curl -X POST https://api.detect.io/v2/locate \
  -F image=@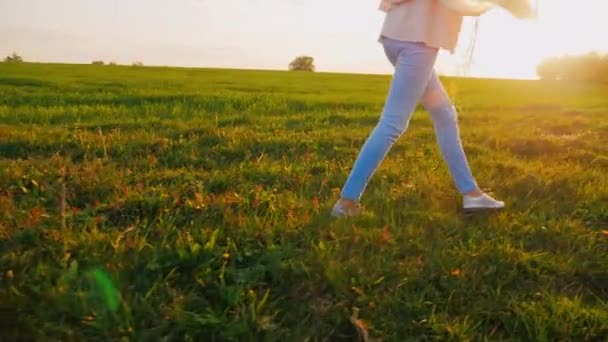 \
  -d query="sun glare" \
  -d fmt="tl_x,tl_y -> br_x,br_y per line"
461,0 -> 608,79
